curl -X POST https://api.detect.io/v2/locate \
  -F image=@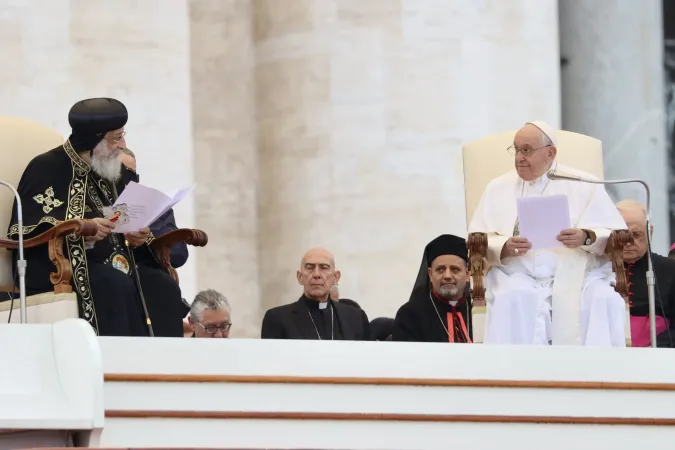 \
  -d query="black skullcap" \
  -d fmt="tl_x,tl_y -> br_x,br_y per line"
425,234 -> 468,267
67,98 -> 128,152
